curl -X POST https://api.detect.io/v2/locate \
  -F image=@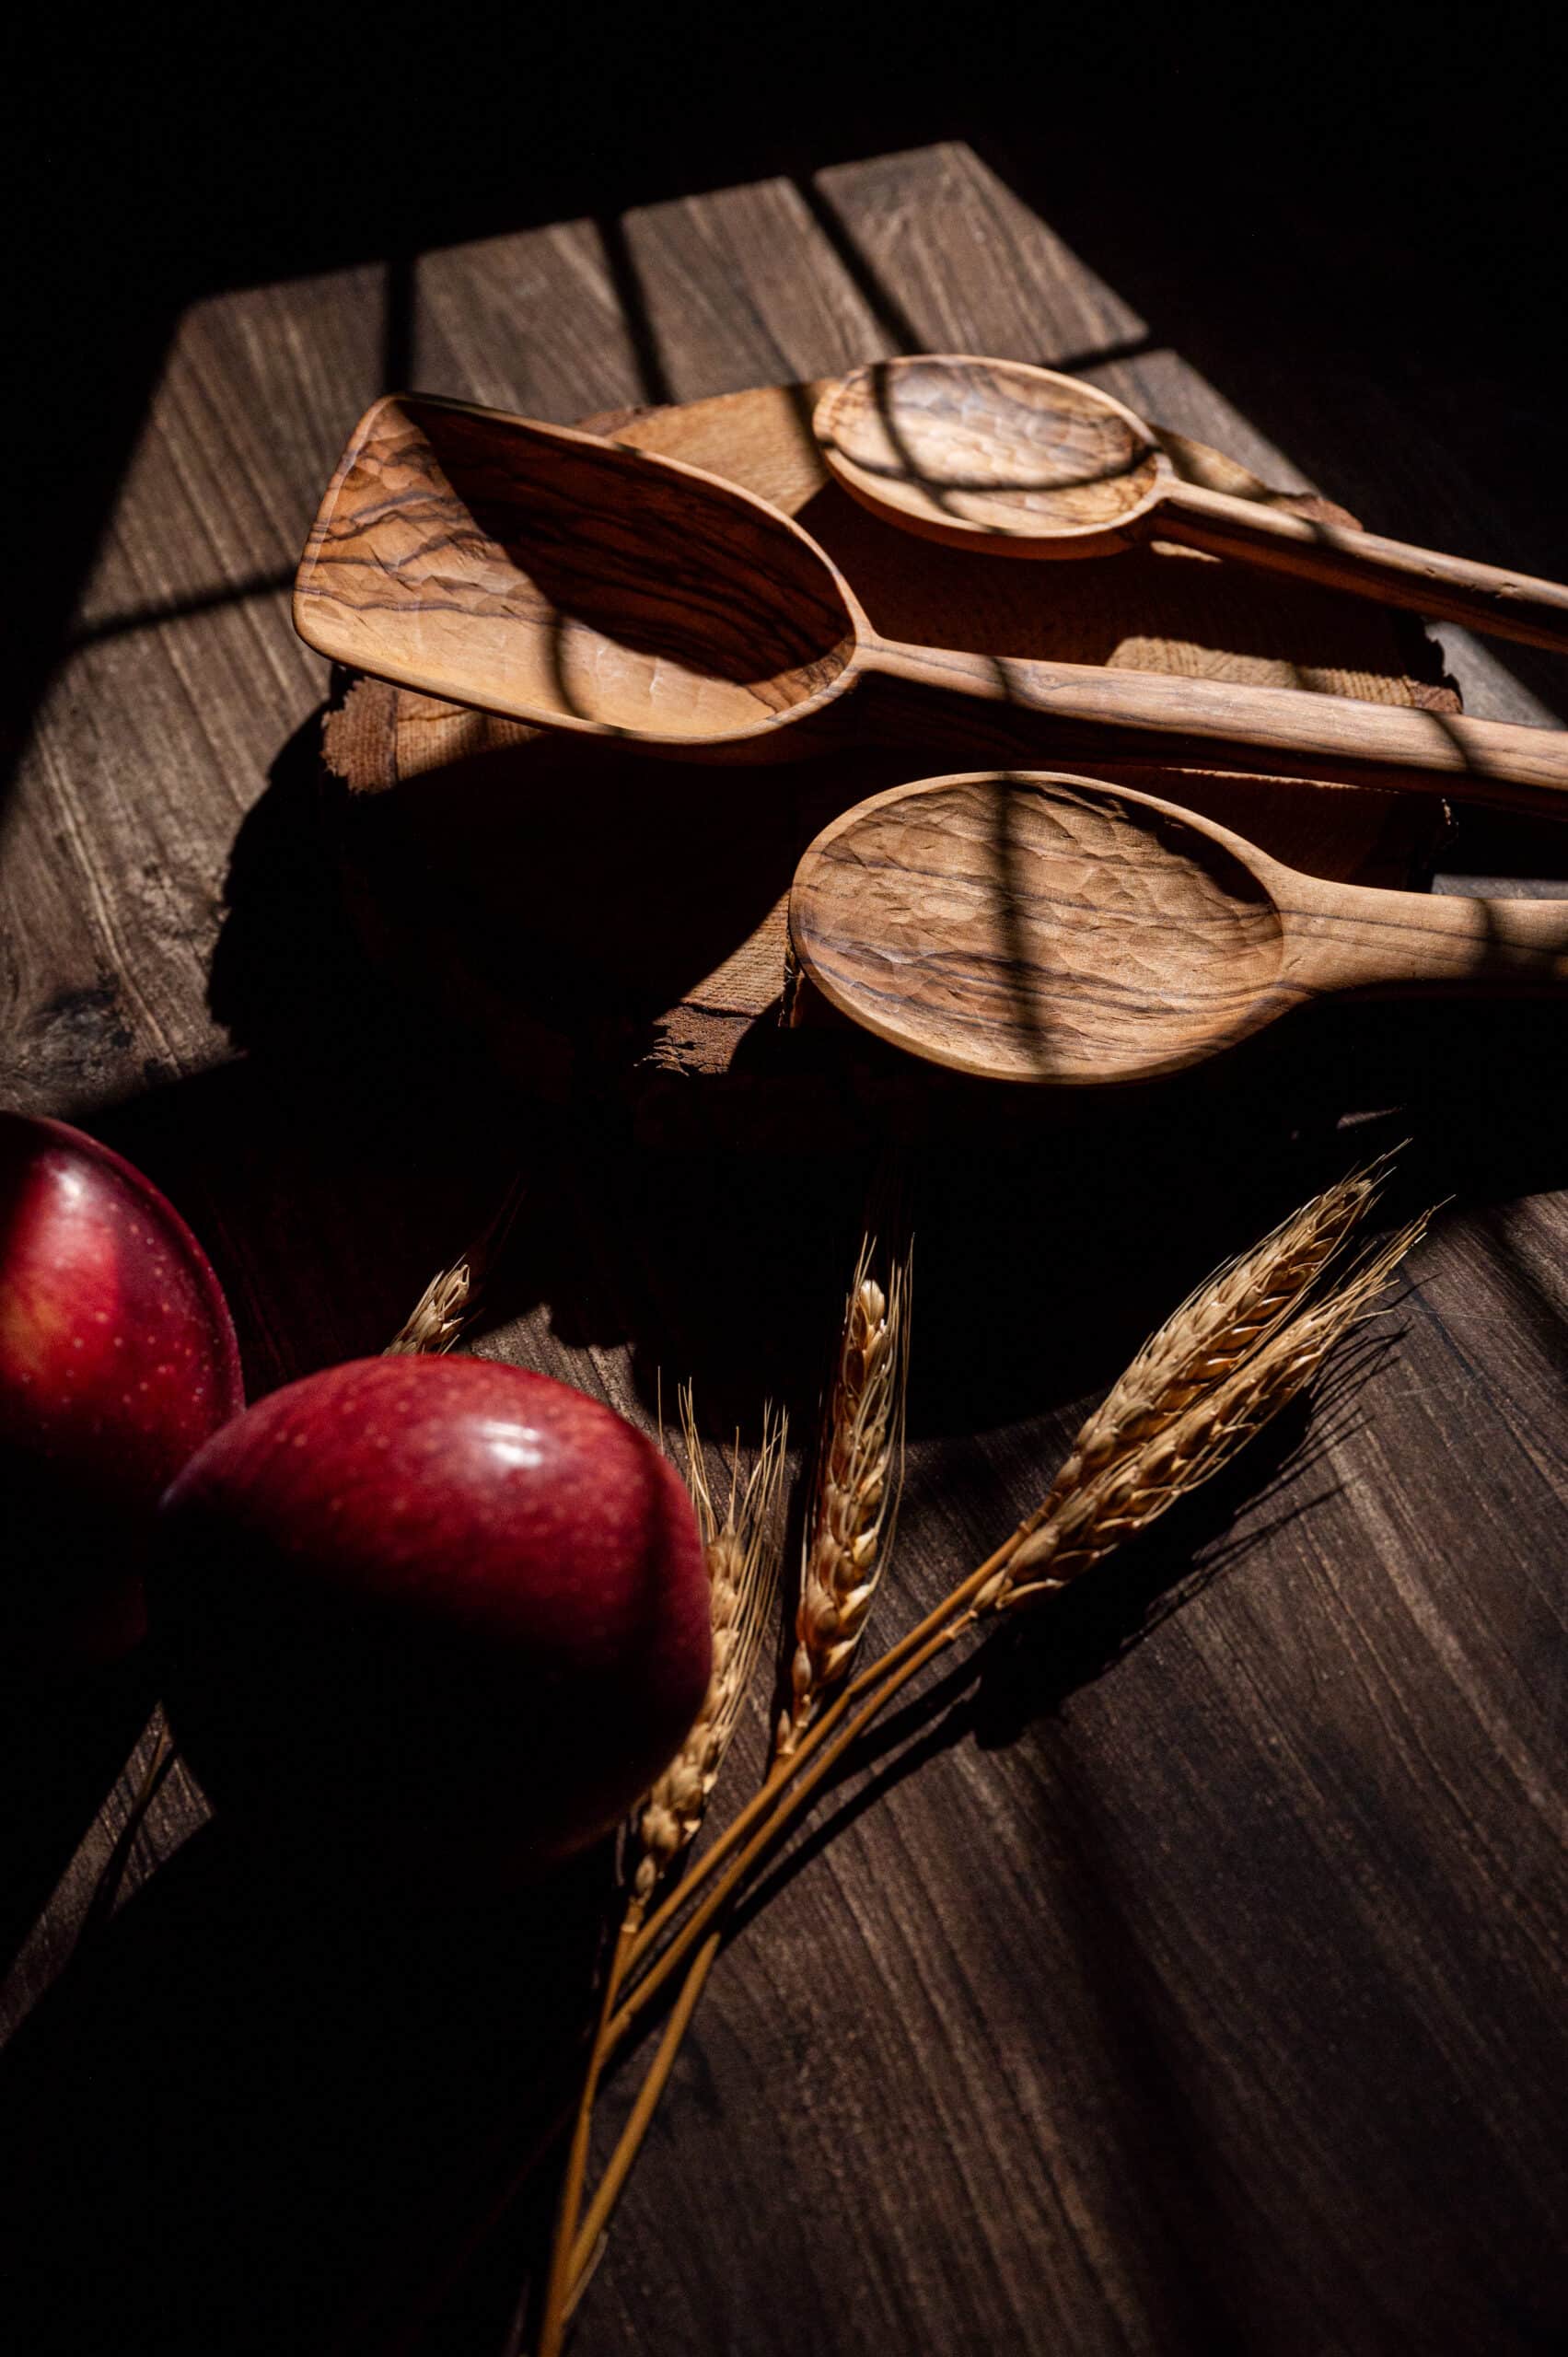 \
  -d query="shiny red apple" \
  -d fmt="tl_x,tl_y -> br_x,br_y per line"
0,1111 -> 244,1672
146,1357 -> 711,1883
